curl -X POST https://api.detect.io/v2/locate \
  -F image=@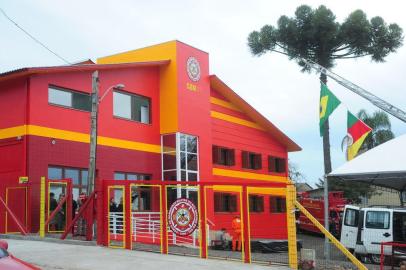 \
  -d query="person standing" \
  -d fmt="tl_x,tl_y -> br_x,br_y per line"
231,215 -> 242,251
49,192 -> 58,231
